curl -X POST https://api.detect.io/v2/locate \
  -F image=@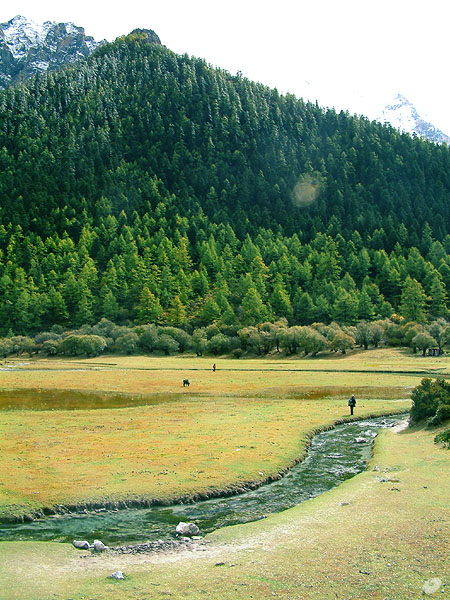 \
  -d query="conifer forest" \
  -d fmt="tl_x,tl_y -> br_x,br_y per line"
2,32 -> 450,357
